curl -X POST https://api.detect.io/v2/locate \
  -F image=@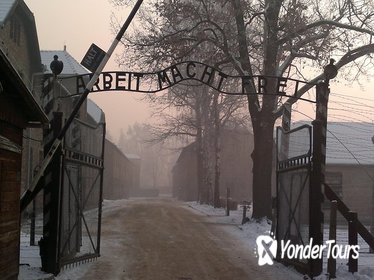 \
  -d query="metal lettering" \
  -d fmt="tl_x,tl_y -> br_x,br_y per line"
277,77 -> 287,96
258,76 -> 267,94
91,74 -> 101,91
216,72 -> 228,91
70,62 -> 315,102
170,65 -> 184,83
103,73 -> 113,90
82,47 -> 97,66
242,76 -> 252,94
116,72 -> 127,91
133,73 -> 143,91
186,62 -> 196,78
157,70 -> 172,90
201,65 -> 215,85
